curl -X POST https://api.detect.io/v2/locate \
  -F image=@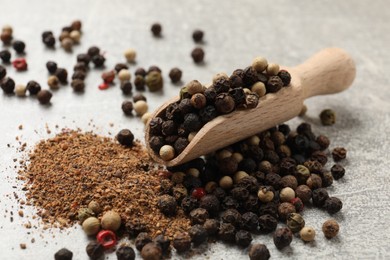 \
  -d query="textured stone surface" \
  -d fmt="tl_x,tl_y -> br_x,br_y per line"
0,0 -> 389,259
